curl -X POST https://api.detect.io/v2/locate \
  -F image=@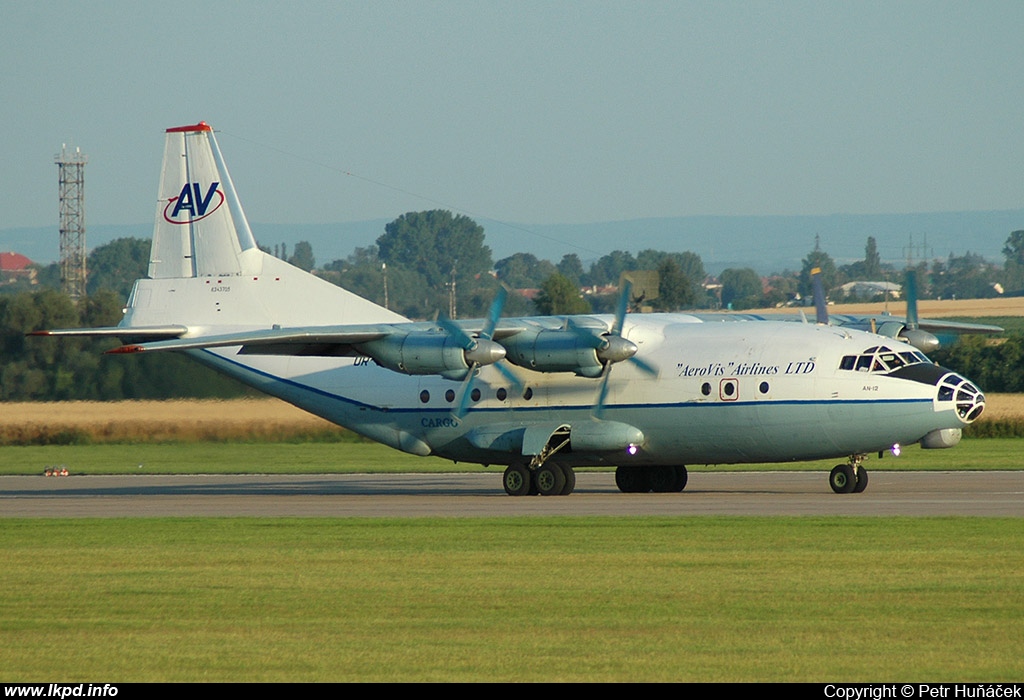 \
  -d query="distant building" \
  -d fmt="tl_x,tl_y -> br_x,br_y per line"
837,281 -> 900,299
0,252 -> 38,286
